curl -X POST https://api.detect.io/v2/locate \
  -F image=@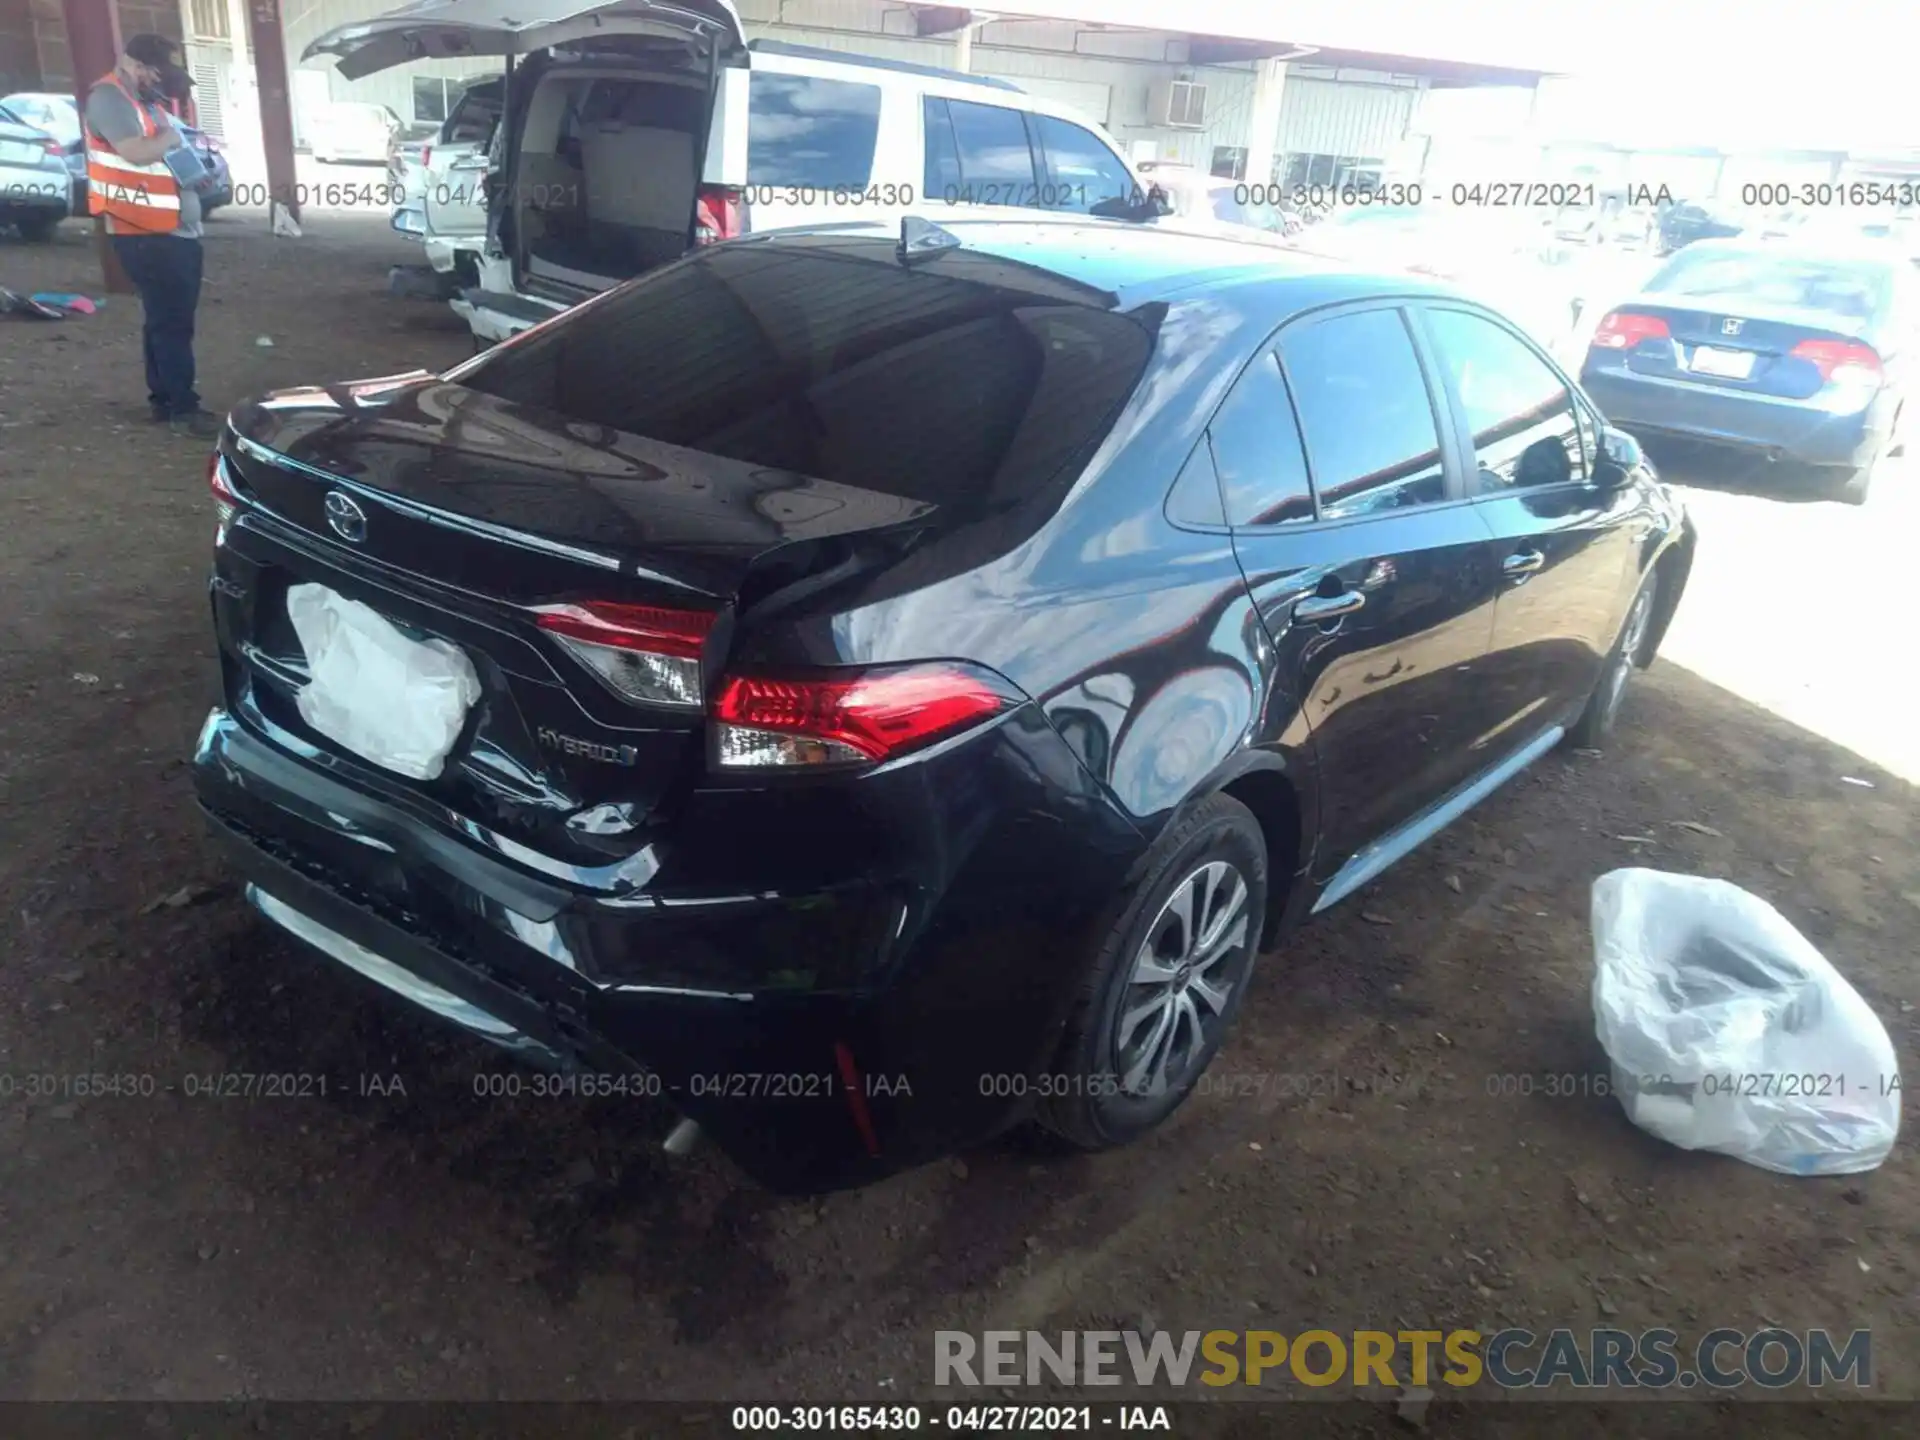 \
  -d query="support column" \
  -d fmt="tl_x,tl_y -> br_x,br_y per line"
1244,55 -> 1287,189
62,0 -> 133,292
953,23 -> 972,73
243,0 -> 300,226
